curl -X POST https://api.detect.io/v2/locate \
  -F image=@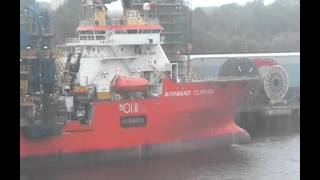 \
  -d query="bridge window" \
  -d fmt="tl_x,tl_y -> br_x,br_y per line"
114,29 -> 159,34
115,30 -> 127,34
128,30 -> 137,34
96,36 -> 105,40
94,30 -> 105,34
